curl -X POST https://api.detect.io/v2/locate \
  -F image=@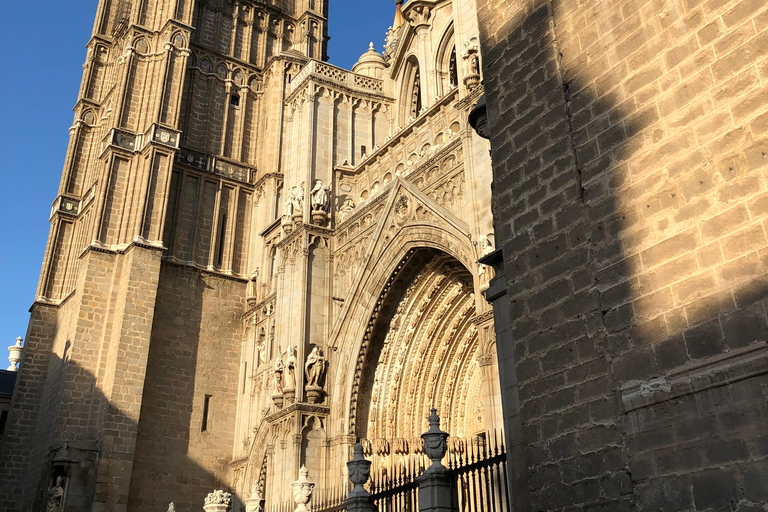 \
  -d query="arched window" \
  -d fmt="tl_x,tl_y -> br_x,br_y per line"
399,56 -> 422,124
449,47 -> 458,87
435,23 -> 457,96
410,67 -> 422,118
